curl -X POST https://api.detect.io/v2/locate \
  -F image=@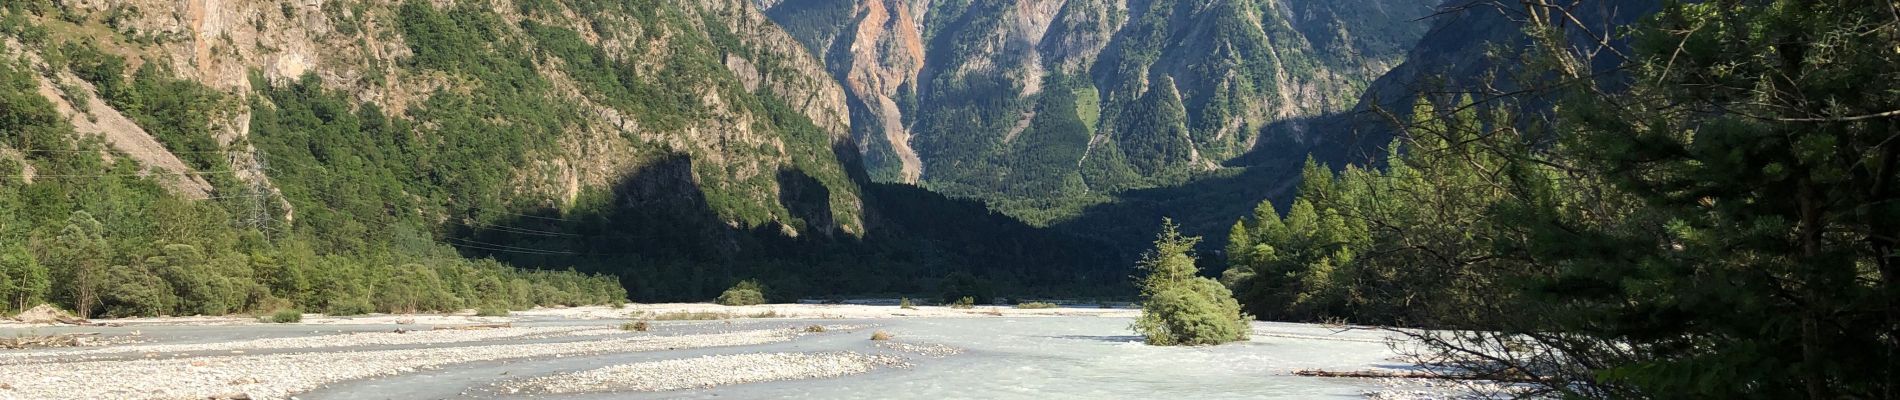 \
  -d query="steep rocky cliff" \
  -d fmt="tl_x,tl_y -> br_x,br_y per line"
6,0 -> 858,233
0,0 -> 1119,300
762,0 -> 1432,222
